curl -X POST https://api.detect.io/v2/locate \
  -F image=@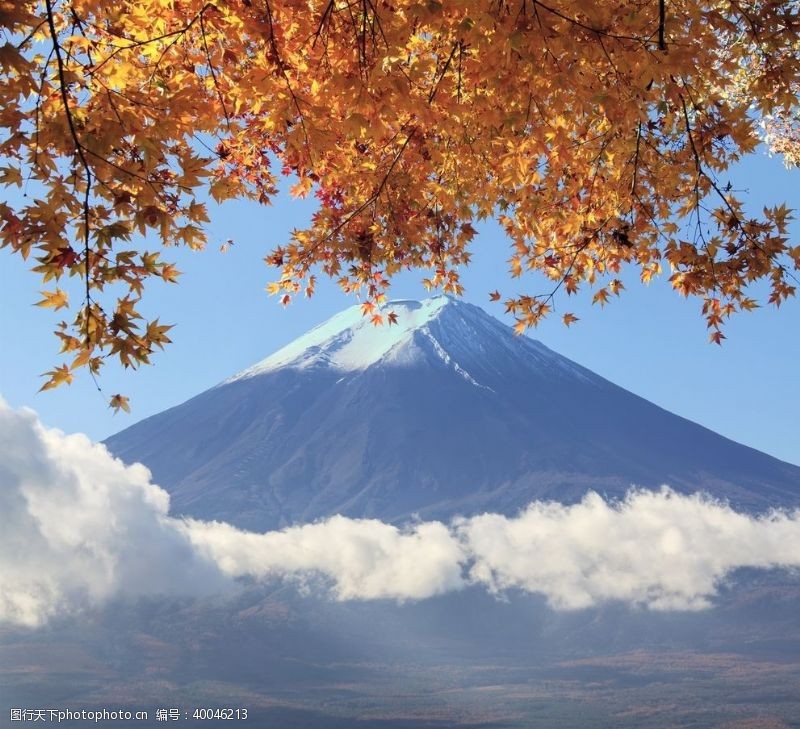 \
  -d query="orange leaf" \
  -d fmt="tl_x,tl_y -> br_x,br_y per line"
109,394 -> 131,413
39,365 -> 73,391
35,289 -> 69,311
